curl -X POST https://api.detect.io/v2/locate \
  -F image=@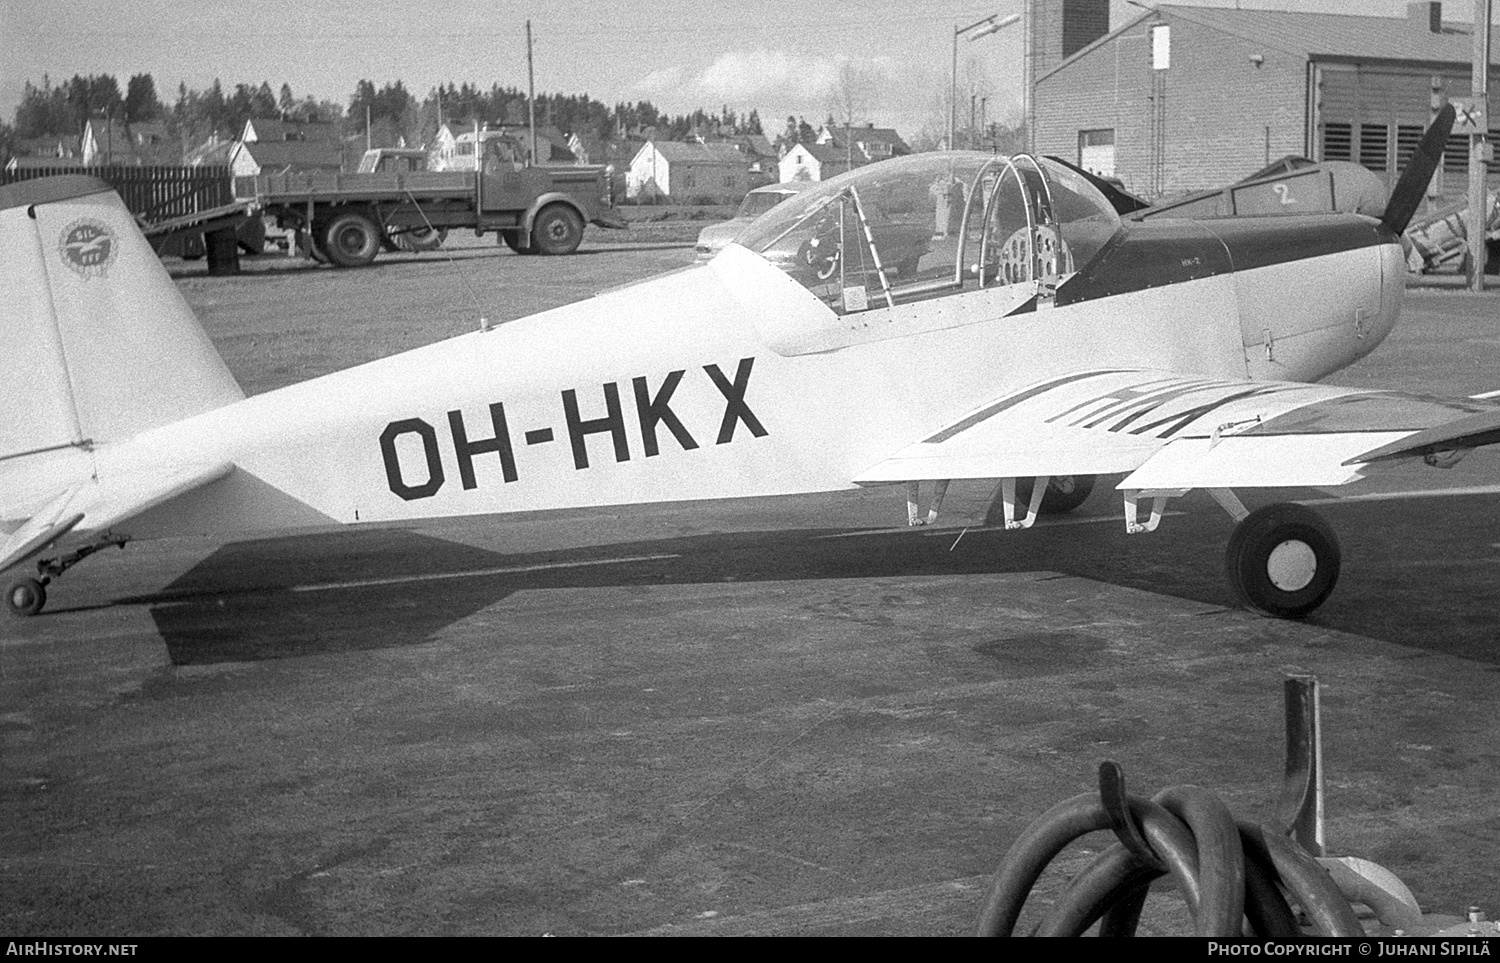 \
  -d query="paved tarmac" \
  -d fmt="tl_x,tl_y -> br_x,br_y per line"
2,247 -> 1499,935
